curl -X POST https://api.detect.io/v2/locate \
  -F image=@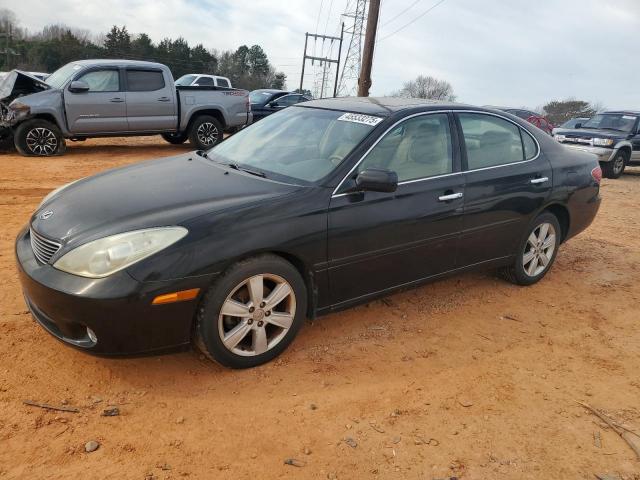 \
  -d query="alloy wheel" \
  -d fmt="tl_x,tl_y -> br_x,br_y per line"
218,274 -> 296,357
613,154 -> 625,175
25,127 -> 58,155
196,122 -> 219,146
522,222 -> 556,277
